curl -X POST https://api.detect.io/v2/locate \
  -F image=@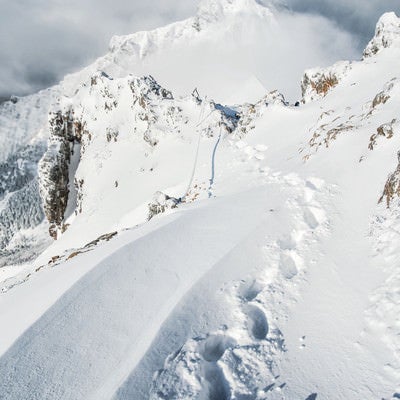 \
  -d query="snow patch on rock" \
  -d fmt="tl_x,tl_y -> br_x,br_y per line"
364,12 -> 400,58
